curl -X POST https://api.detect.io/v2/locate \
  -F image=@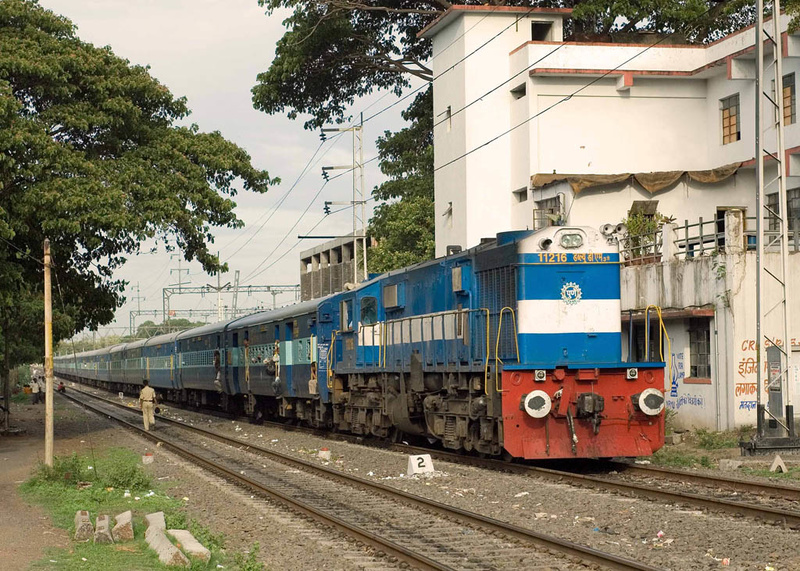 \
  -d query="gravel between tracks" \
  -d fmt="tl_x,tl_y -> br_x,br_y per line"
79,386 -> 800,570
